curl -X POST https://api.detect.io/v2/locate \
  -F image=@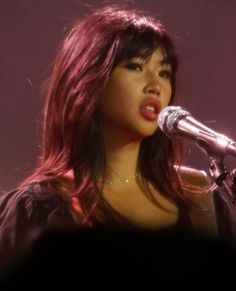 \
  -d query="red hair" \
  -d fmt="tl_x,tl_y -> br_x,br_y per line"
22,6 -> 182,224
